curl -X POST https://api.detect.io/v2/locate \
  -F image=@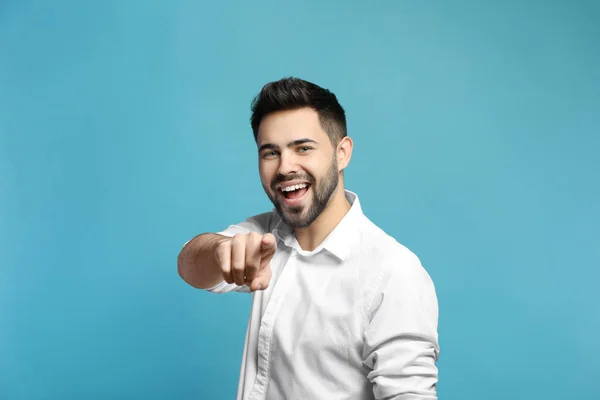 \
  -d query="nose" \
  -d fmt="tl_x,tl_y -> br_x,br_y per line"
277,151 -> 299,176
